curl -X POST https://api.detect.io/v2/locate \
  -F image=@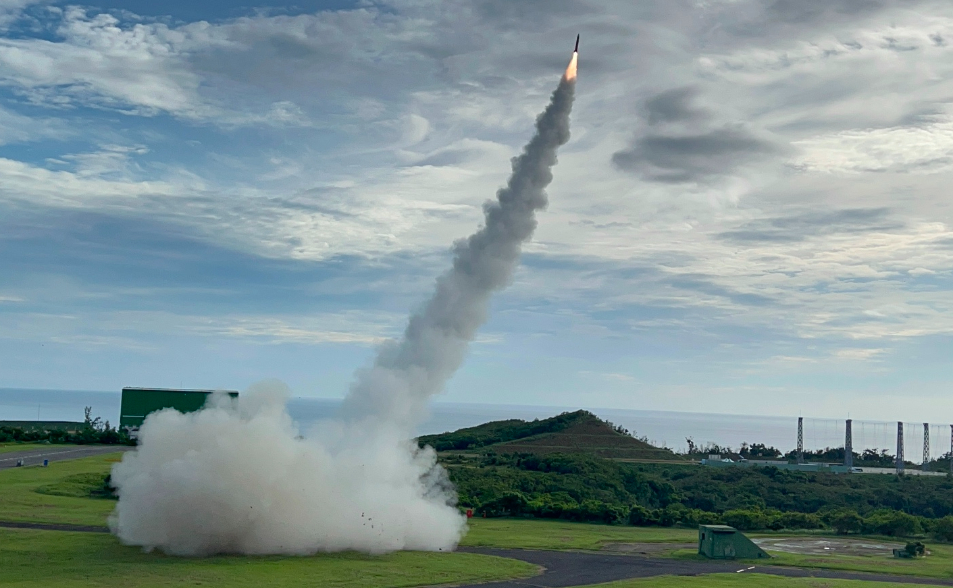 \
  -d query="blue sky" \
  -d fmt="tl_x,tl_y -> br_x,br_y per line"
1,0 -> 952,422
